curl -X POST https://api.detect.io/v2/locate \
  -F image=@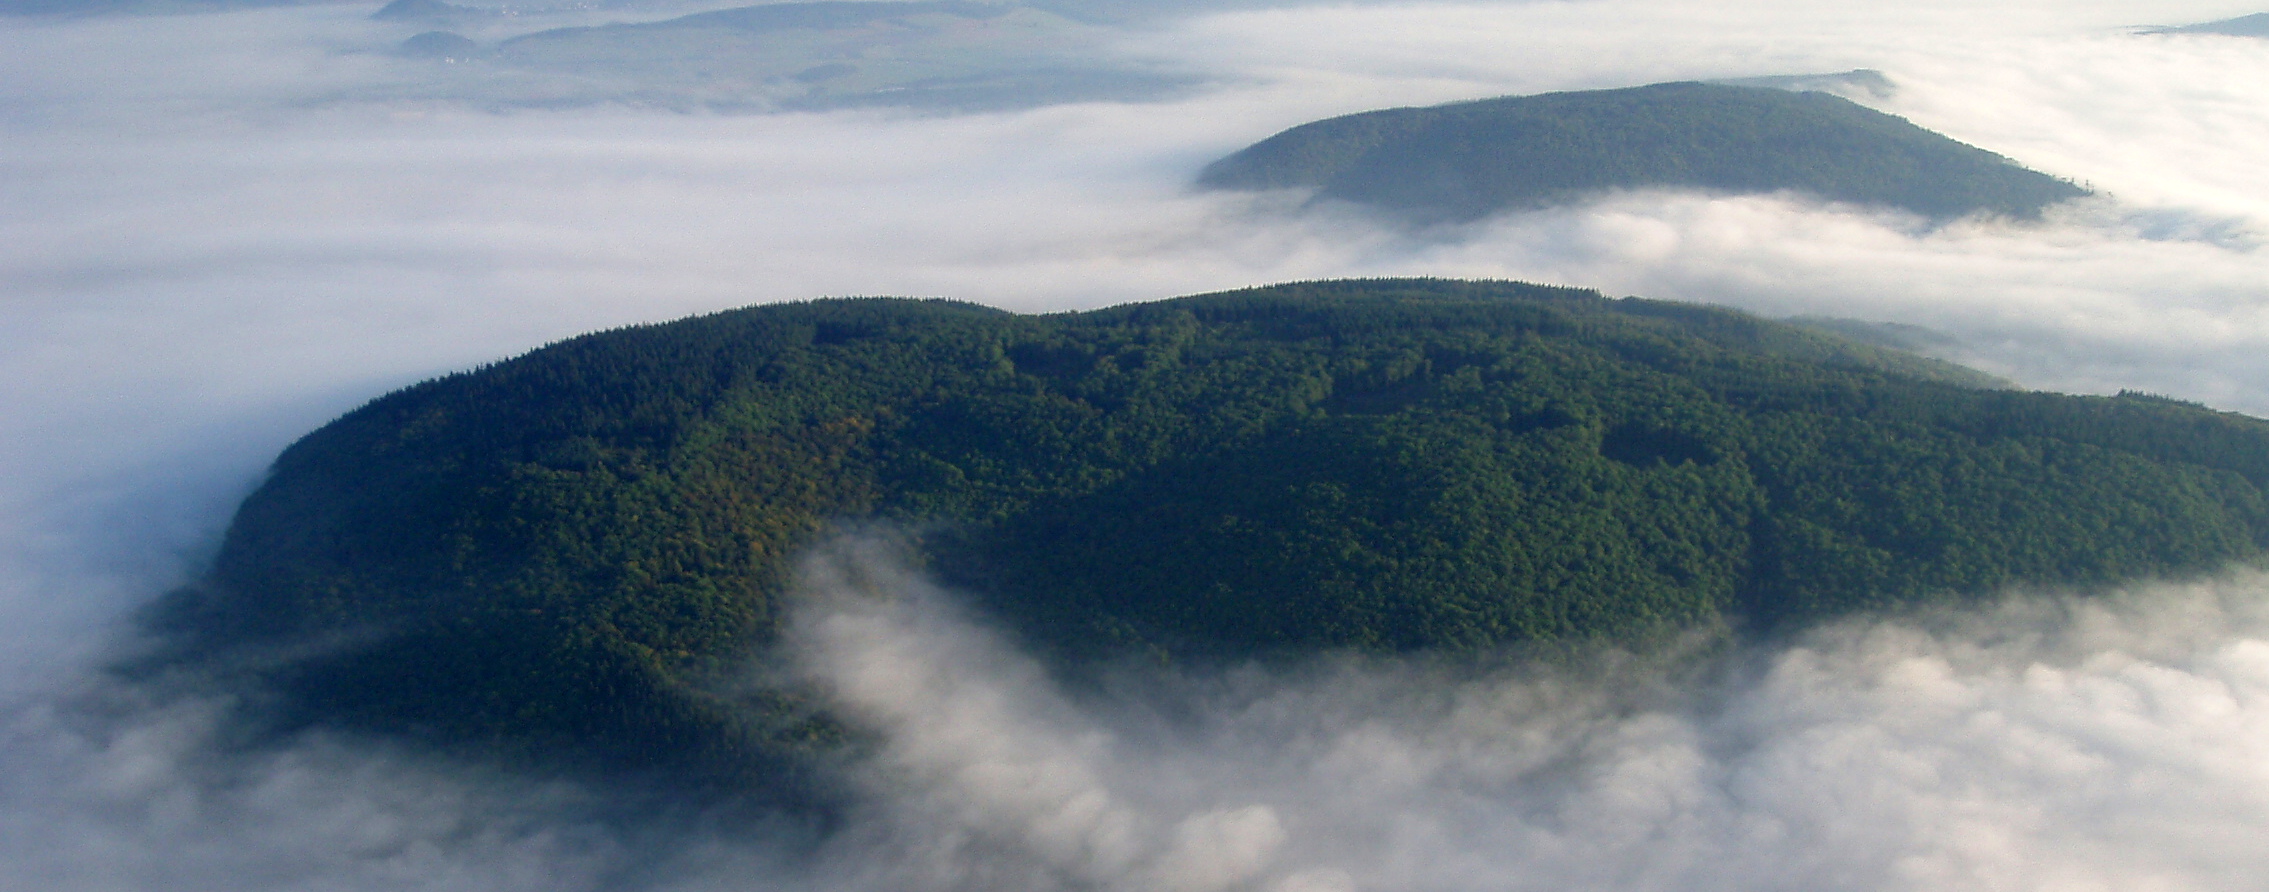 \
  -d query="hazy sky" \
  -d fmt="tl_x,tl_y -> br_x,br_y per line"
3,1 -> 2269,888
